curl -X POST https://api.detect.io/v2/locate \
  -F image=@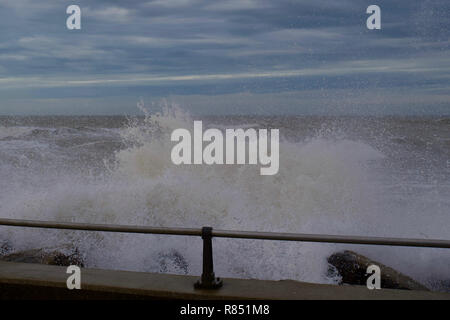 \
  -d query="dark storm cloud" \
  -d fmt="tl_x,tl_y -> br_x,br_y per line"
0,0 -> 448,114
